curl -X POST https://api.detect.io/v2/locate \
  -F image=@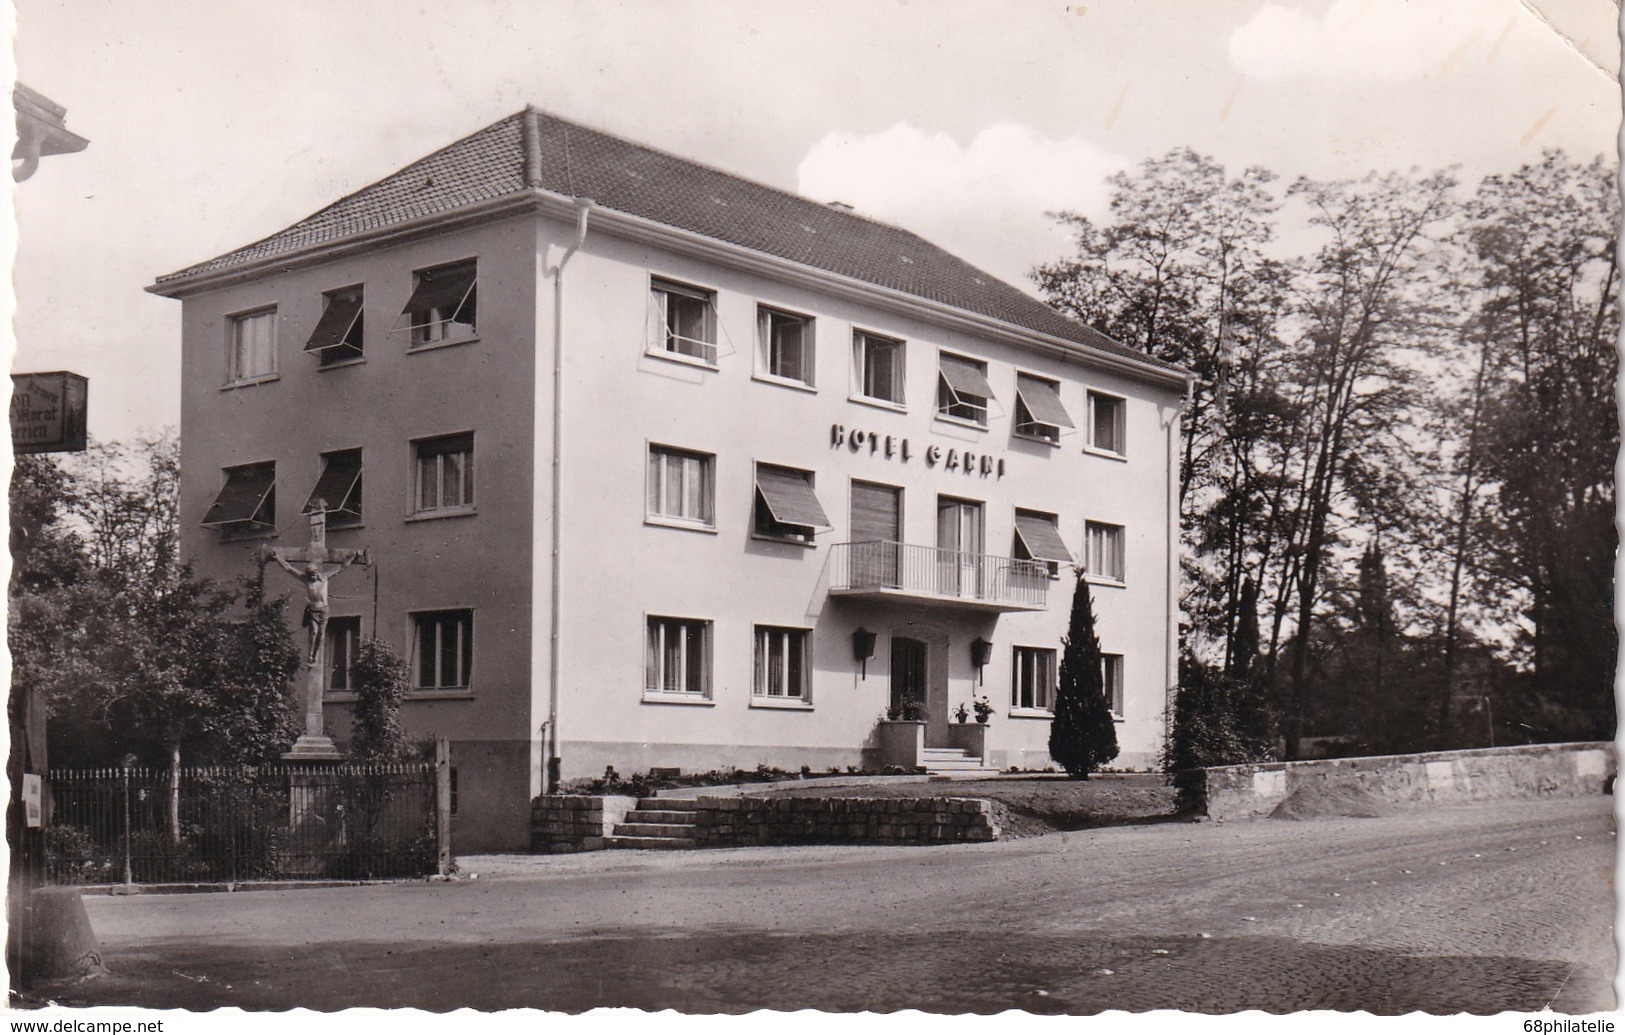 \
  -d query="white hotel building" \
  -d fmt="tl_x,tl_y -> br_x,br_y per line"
153,109 -> 1191,851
